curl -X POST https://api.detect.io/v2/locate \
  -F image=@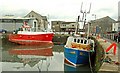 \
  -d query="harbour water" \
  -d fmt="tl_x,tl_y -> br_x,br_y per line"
0,33 -> 96,73
1,43 -> 92,72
